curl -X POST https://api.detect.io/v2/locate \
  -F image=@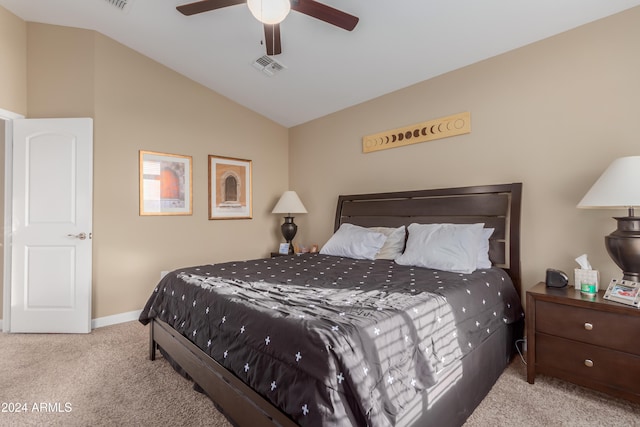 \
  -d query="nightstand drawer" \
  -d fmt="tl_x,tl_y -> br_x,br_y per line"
536,300 -> 640,355
537,333 -> 640,395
